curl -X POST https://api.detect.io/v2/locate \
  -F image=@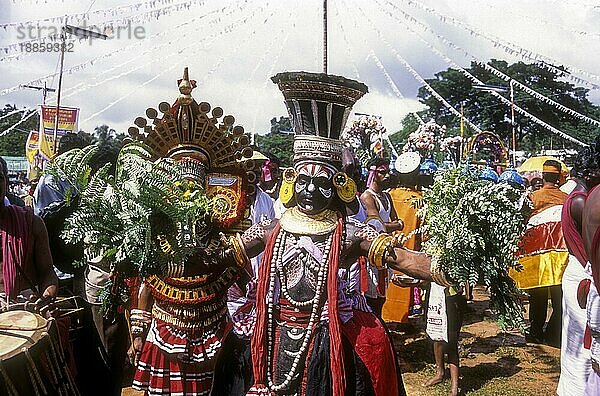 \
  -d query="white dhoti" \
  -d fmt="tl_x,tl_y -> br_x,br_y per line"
558,256 -> 592,396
